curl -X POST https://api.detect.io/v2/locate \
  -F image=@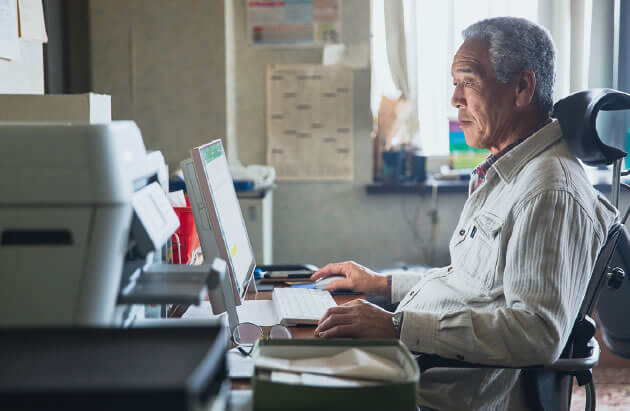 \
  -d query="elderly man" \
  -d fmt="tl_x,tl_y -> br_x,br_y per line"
311,17 -> 617,410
